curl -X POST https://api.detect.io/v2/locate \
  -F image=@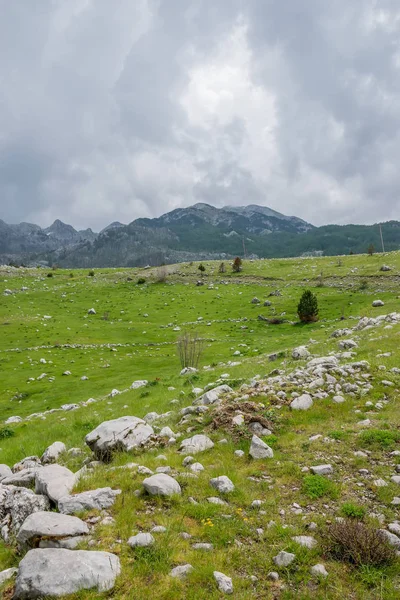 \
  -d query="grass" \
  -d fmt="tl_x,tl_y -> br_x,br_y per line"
0,252 -> 400,598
